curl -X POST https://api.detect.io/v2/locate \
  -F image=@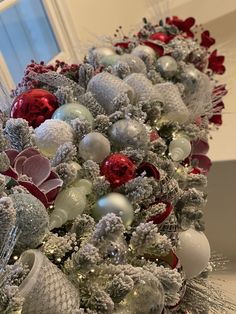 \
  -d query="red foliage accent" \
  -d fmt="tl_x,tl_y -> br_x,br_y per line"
149,32 -> 174,43
200,30 -> 215,48
166,16 -> 195,37
208,50 -> 225,74
114,41 -> 131,49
